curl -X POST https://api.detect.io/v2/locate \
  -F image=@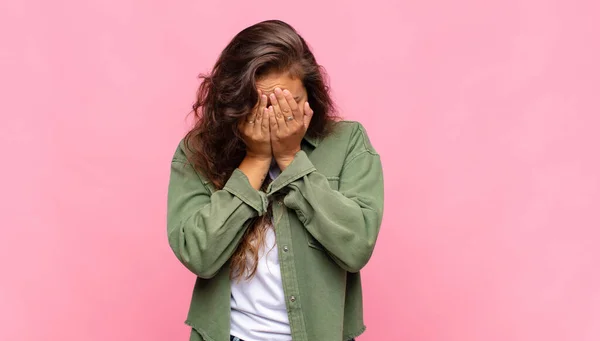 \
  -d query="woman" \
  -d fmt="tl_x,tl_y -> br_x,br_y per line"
167,20 -> 384,341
